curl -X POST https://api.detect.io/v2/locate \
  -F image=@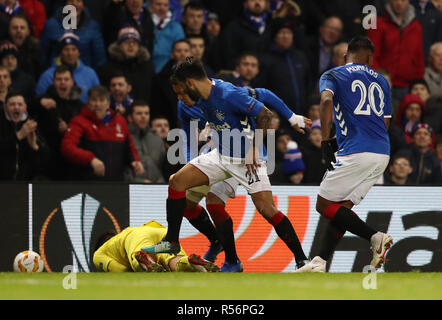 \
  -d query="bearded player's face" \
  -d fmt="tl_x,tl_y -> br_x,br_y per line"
173,81 -> 200,107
